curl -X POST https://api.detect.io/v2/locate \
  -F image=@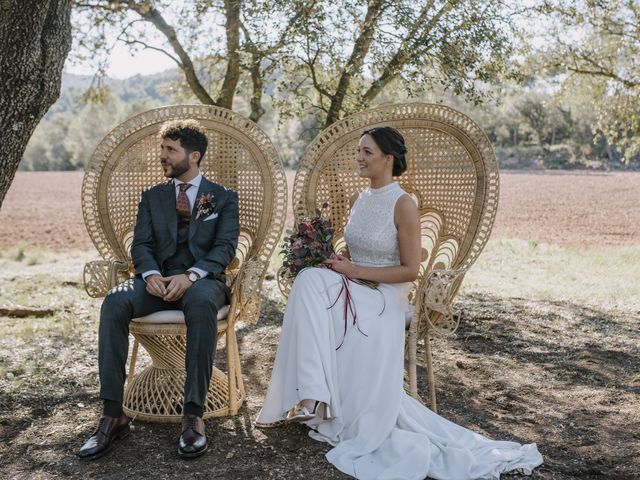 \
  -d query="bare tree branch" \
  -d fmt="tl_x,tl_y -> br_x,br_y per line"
125,1 -> 215,105
121,38 -> 182,66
